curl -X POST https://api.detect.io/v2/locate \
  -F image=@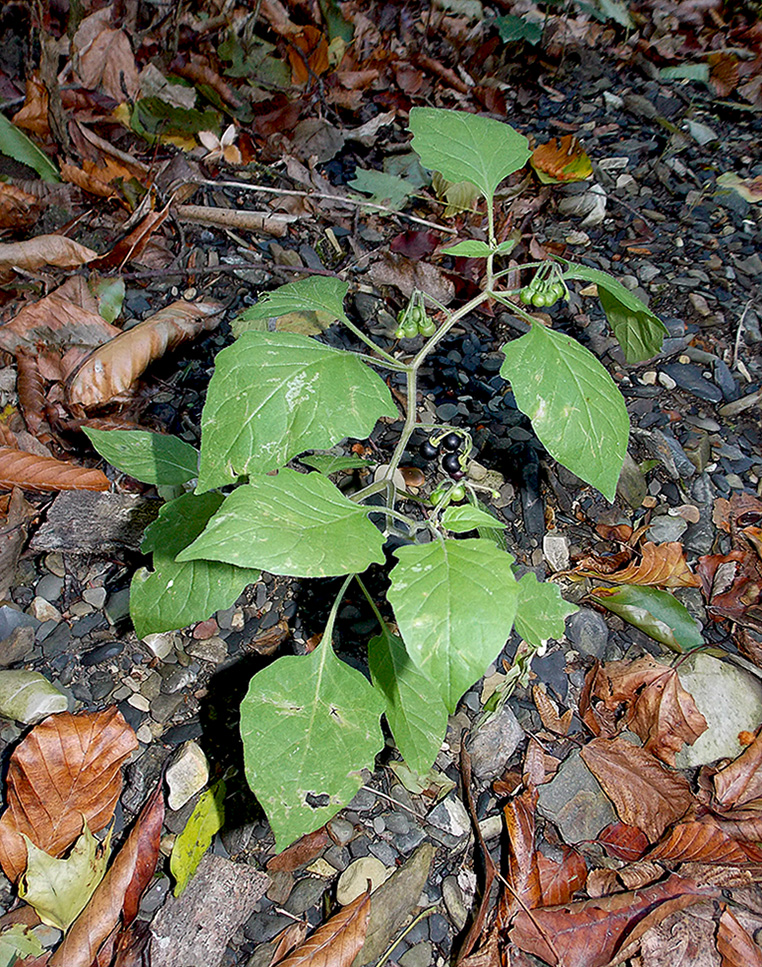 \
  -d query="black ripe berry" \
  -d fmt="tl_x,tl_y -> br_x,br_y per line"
441,432 -> 461,452
420,440 -> 439,461
442,452 -> 462,476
